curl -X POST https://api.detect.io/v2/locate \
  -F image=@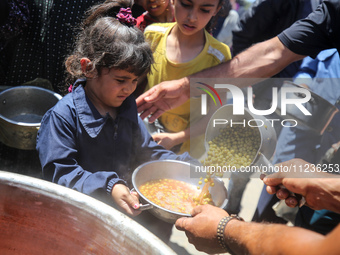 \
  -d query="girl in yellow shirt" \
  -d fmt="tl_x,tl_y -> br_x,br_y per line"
142,0 -> 231,158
